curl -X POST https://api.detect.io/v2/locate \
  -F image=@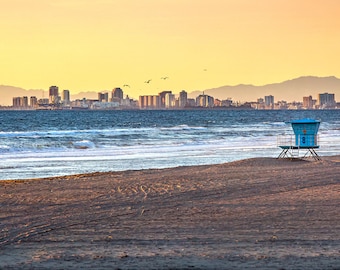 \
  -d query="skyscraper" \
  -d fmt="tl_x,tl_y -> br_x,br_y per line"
112,88 -> 123,100
12,97 -> 21,107
138,95 -> 160,109
158,91 -> 172,108
22,96 -> 28,107
179,90 -> 188,108
303,96 -> 313,109
196,94 -> 214,107
264,95 -> 274,109
165,93 -> 175,108
30,96 -> 38,108
318,93 -> 335,108
98,92 -> 109,102
63,90 -> 70,105
49,86 -> 59,105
